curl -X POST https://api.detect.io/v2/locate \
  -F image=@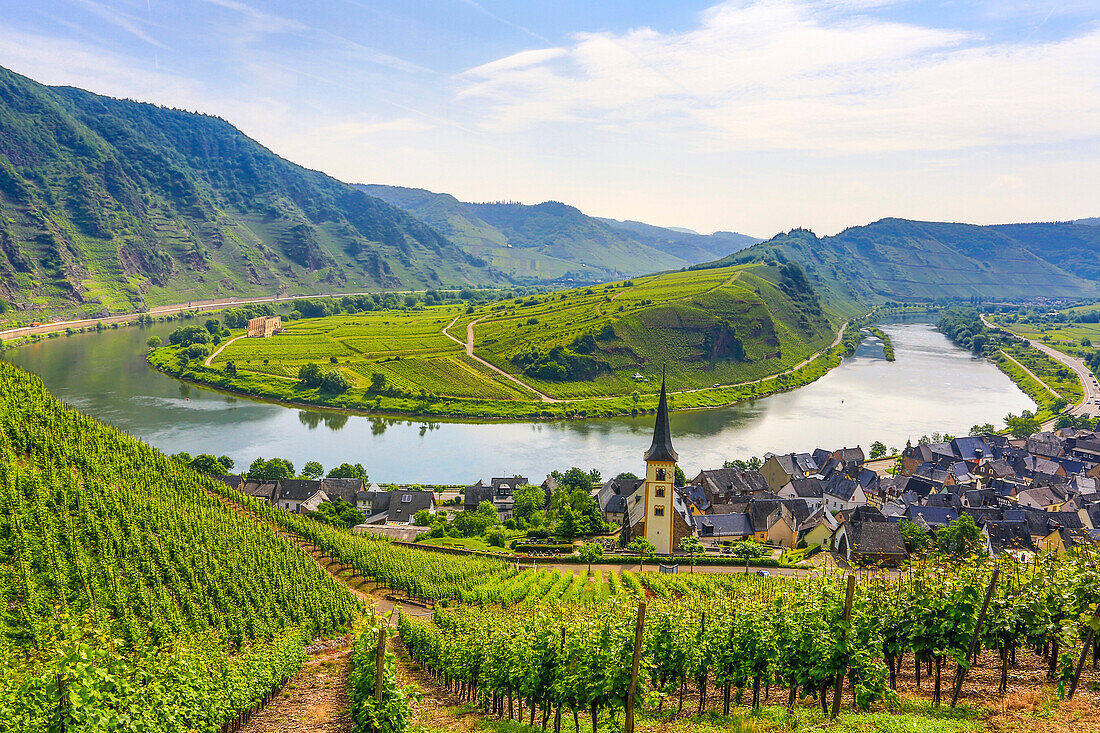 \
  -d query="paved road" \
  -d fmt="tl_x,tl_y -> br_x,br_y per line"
981,314 -> 1099,424
0,290 -> 394,342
